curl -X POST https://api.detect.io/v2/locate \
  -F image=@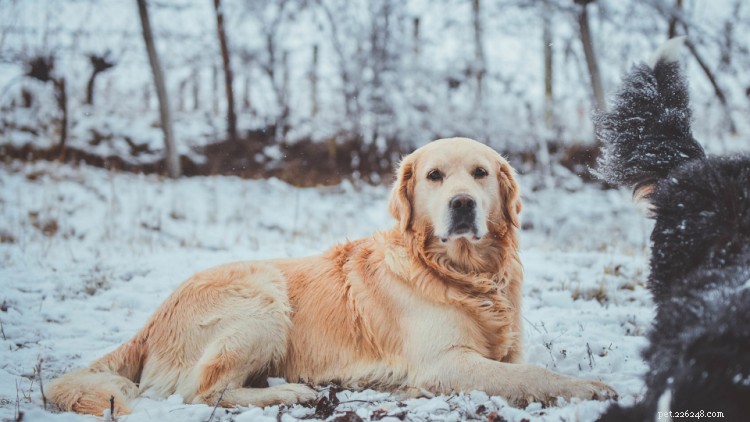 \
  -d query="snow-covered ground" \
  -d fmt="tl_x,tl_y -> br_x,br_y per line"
0,161 -> 655,421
